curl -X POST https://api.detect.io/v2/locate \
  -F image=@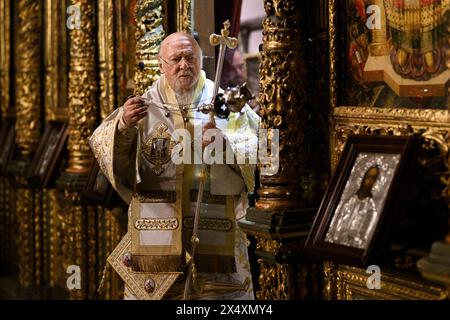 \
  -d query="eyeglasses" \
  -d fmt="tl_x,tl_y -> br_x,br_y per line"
159,55 -> 197,66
